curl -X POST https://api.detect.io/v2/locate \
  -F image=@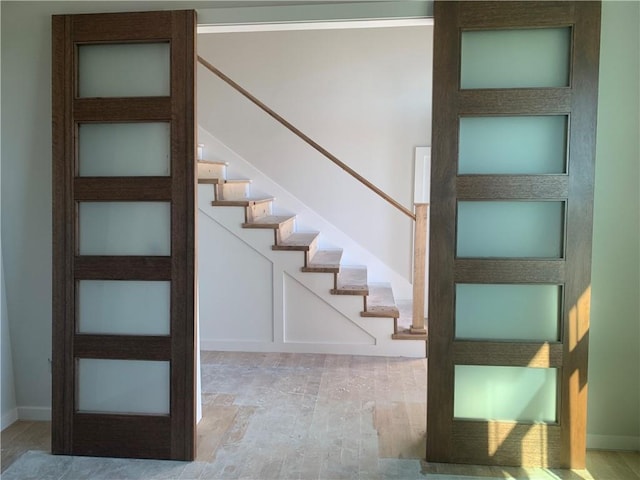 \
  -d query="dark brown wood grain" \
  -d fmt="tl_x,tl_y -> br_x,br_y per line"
169,9 -> 197,462
428,1 -> 600,468
453,341 -> 563,368
52,13 -> 75,456
74,98 -> 171,122
71,11 -> 172,43
73,414 -> 171,459
457,175 -> 569,199
458,89 -> 571,114
426,0 -> 459,462
74,256 -> 171,280
74,335 -> 171,361
74,177 -> 172,201
454,259 -> 565,283
460,1 -> 573,28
